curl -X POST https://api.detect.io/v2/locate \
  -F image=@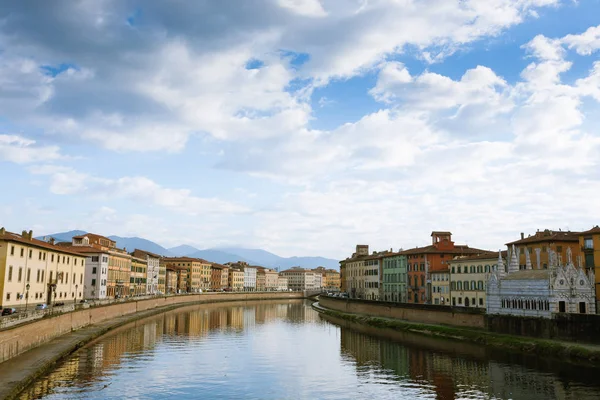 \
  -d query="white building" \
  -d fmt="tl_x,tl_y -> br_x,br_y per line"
313,272 -> 322,289
132,249 -> 160,295
487,246 -> 596,318
280,267 -> 318,291
242,266 -> 257,292
277,276 -> 288,291
72,247 -> 109,300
